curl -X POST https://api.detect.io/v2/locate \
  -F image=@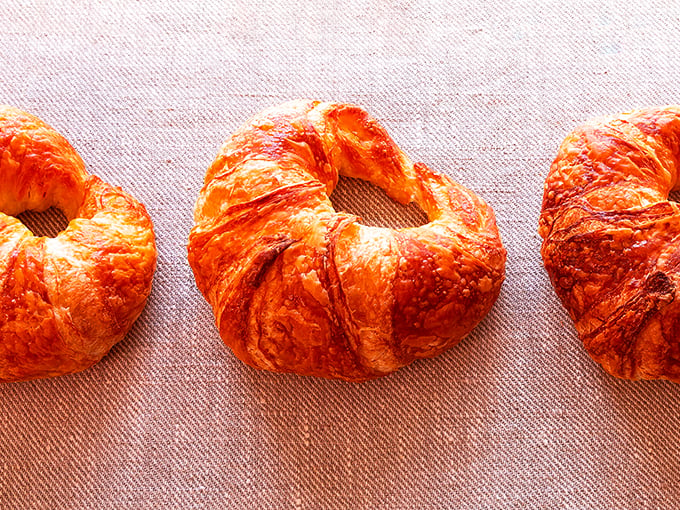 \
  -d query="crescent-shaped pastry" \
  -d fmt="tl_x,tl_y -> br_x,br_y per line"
189,100 -> 506,381
540,106 -> 680,382
0,106 -> 157,383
